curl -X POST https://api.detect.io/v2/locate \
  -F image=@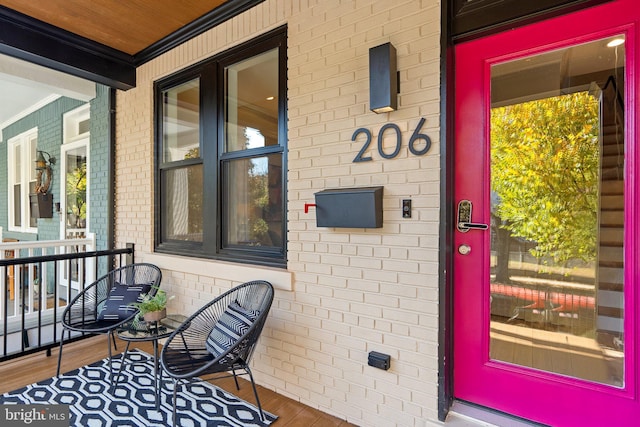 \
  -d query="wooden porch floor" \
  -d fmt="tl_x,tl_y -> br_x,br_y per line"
0,336 -> 355,427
